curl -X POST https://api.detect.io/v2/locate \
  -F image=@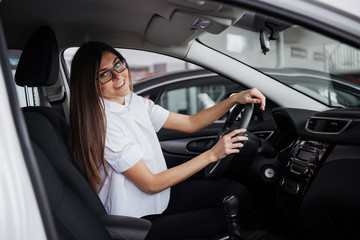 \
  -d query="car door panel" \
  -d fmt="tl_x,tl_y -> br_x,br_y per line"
158,122 -> 222,166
